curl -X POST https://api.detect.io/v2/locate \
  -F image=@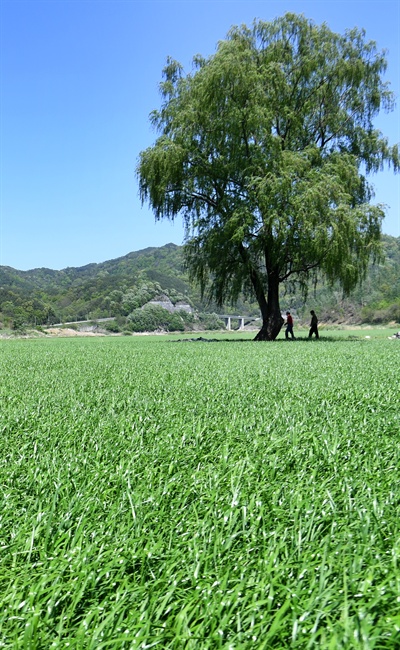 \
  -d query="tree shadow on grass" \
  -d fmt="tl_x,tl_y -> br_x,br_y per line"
171,334 -> 367,343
